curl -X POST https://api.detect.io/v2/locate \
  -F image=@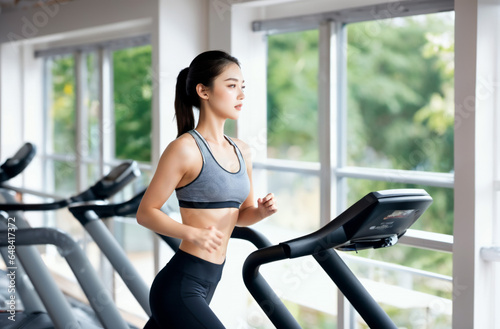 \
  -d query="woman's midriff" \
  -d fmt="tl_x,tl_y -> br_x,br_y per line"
178,207 -> 239,265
